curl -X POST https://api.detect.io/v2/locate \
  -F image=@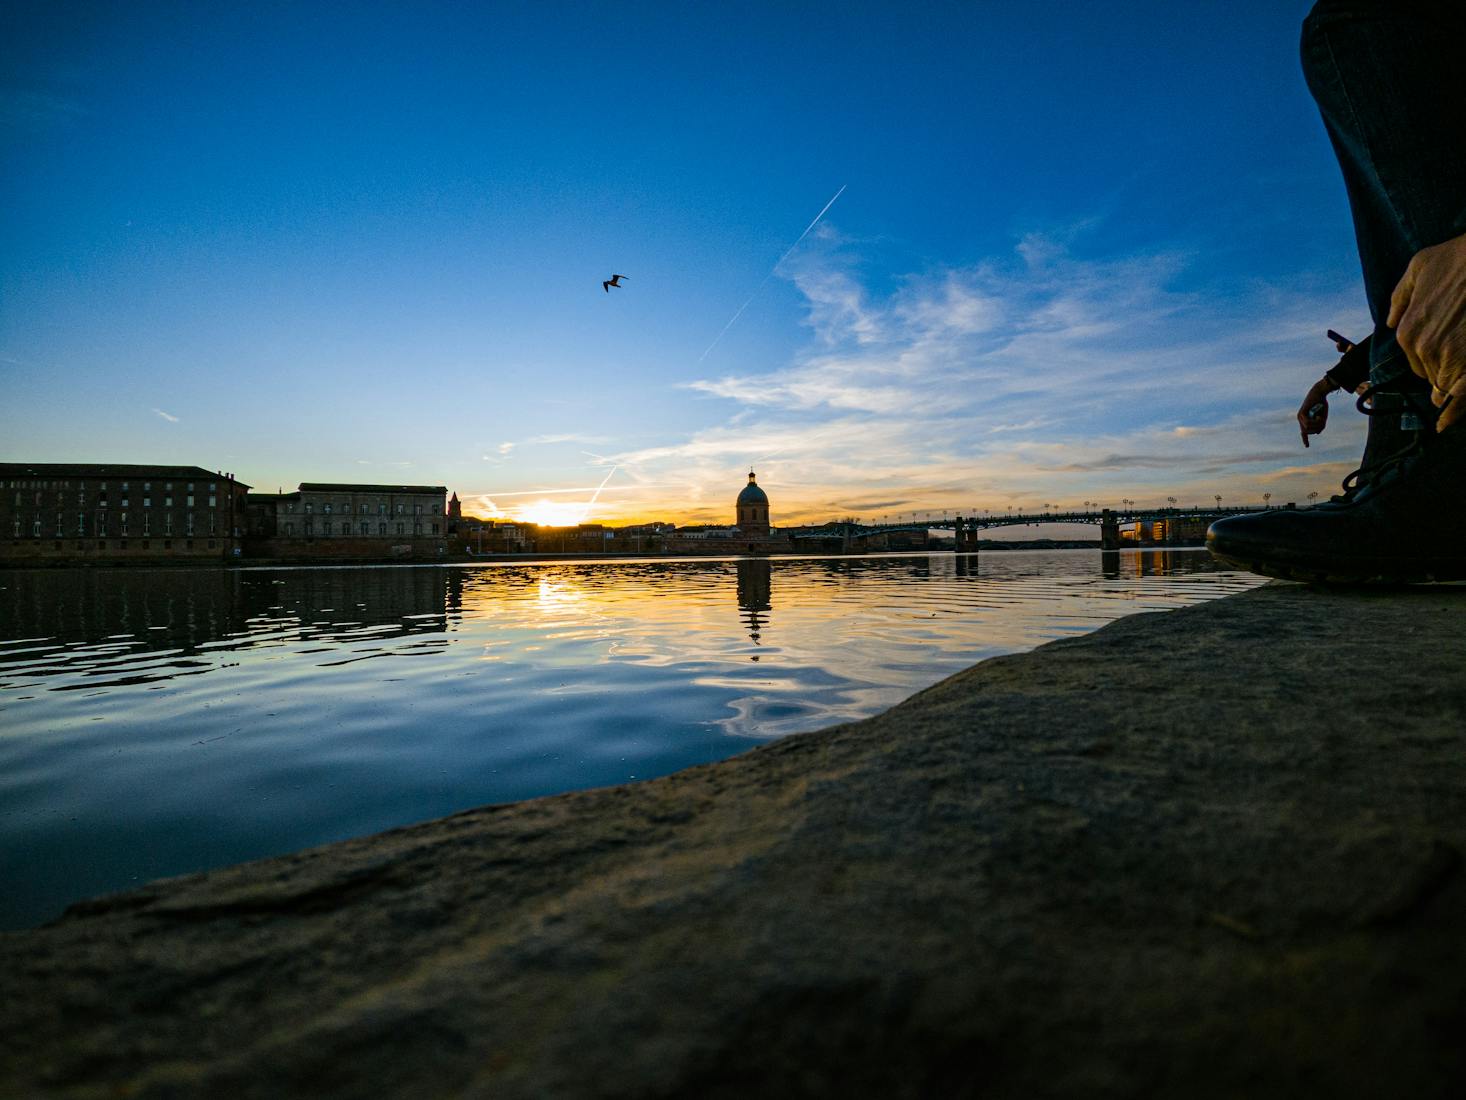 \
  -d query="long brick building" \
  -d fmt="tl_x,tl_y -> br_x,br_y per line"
0,463 -> 249,563
243,482 -> 450,559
